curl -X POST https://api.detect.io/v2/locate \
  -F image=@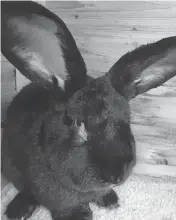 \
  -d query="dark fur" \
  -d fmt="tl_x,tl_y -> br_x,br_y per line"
5,190 -> 37,220
1,1 -> 176,220
2,76 -> 134,219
